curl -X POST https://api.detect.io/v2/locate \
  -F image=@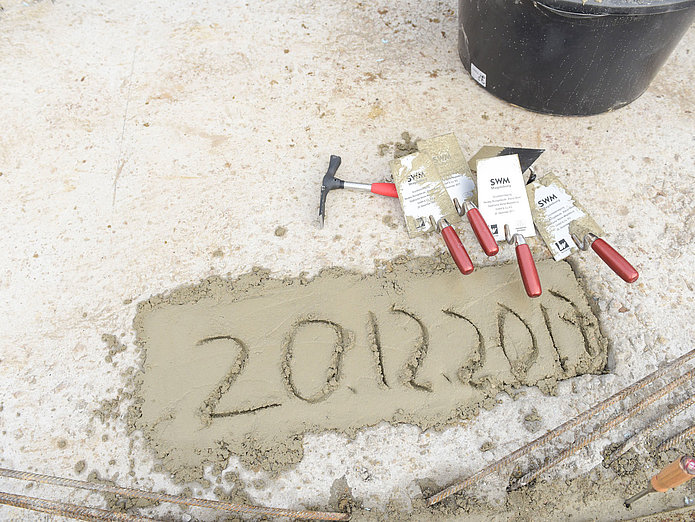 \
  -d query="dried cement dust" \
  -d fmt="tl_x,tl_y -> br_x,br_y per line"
128,256 -> 607,484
